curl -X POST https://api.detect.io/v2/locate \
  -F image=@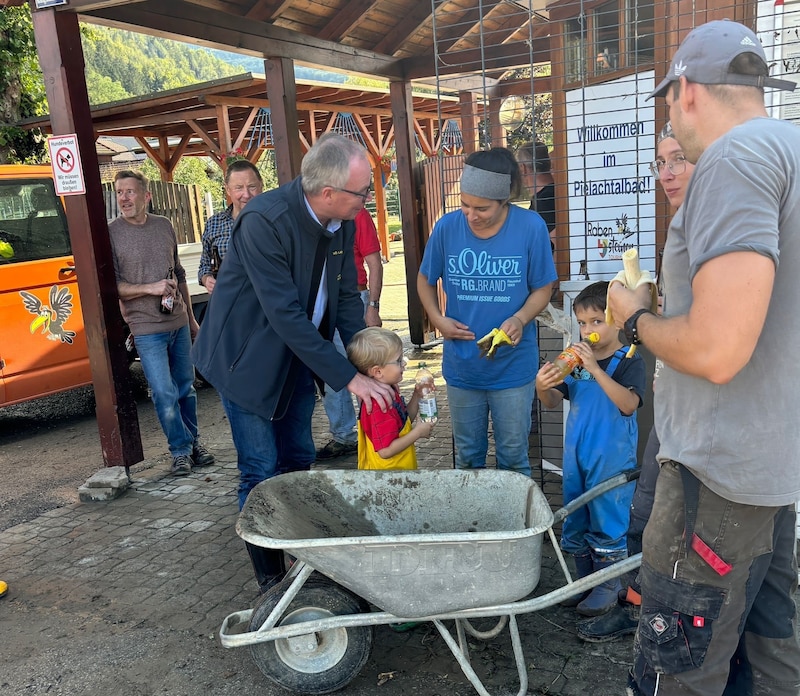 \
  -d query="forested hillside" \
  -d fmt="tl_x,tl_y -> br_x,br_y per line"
81,27 -> 241,104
